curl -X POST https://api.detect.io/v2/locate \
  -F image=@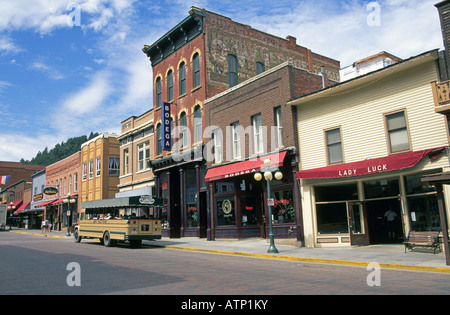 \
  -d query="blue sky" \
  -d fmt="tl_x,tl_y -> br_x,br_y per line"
0,0 -> 444,162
